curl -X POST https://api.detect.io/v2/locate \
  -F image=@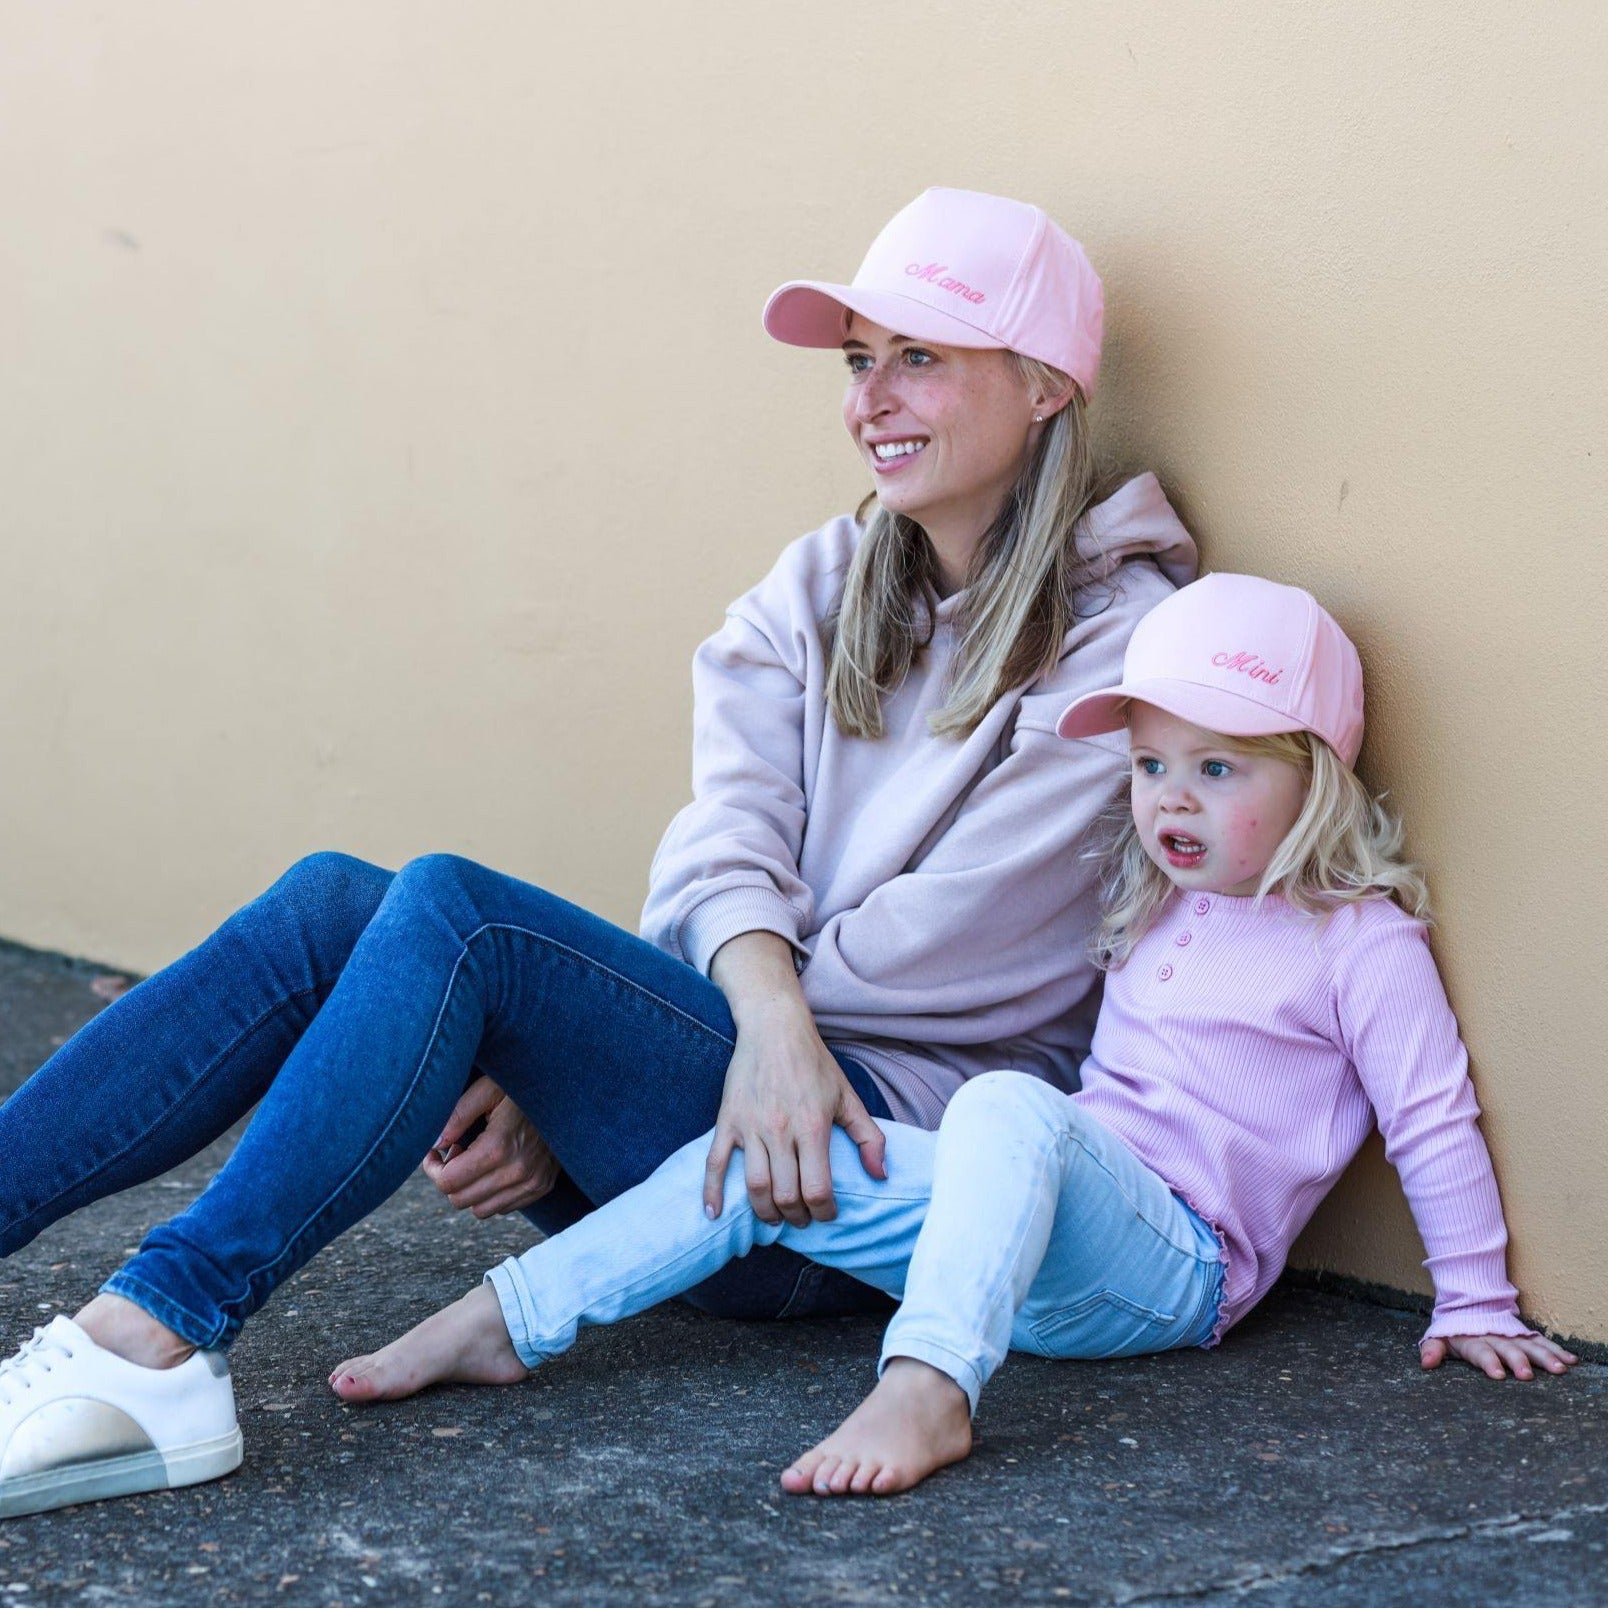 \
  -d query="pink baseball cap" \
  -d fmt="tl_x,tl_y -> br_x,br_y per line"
1055,573 -> 1366,766
763,187 -> 1105,399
